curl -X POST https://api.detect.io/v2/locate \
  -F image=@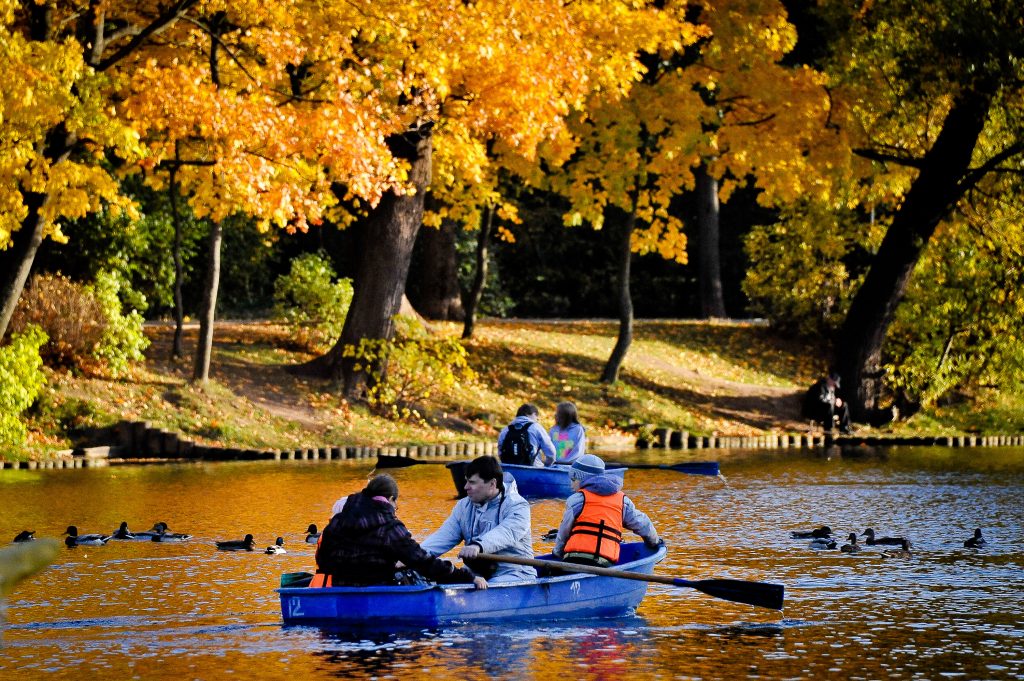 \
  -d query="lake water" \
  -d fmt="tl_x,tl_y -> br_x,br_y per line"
1,446 -> 1022,680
